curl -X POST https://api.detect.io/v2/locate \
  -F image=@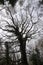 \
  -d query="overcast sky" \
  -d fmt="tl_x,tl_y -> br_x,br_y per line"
0,0 -> 43,50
